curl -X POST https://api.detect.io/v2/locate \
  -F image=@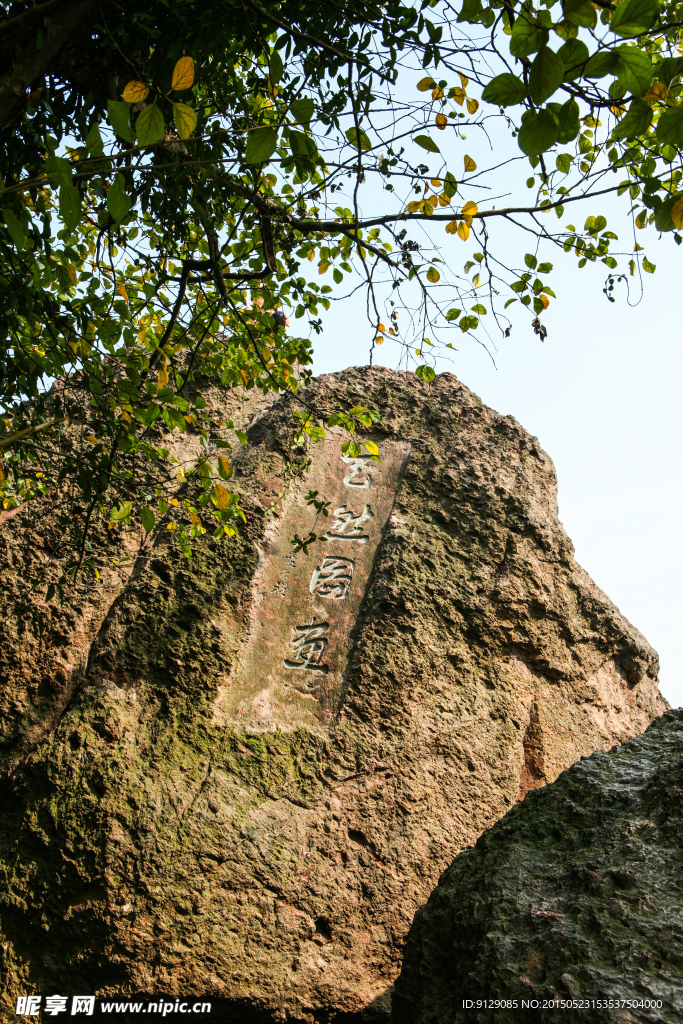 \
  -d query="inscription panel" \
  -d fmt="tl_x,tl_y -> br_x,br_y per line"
218,439 -> 409,735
